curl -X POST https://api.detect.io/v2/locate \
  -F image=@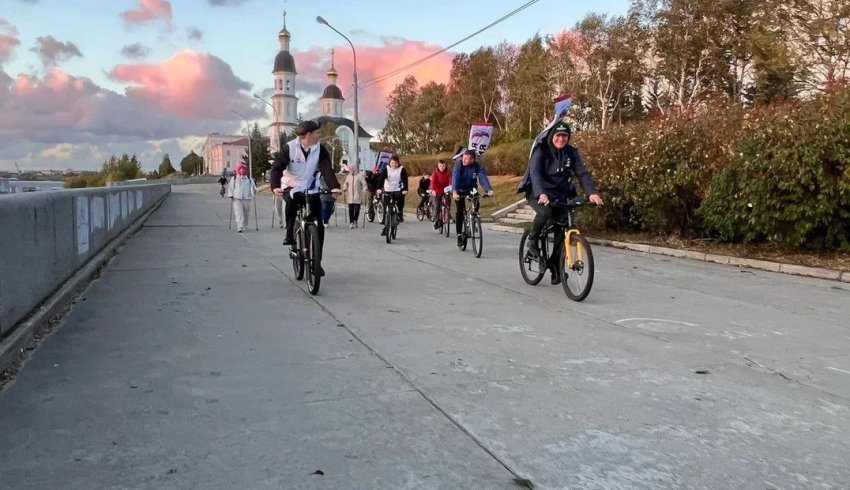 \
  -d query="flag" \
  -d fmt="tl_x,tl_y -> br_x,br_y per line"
468,122 -> 495,156
374,151 -> 392,173
530,93 -> 573,157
